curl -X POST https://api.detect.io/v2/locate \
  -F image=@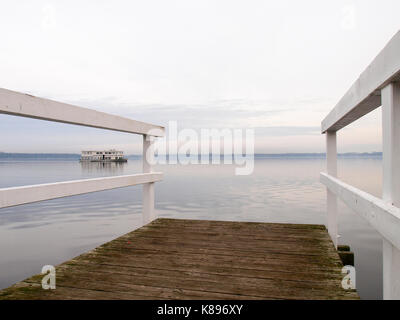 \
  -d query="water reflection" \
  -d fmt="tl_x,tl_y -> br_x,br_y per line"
0,157 -> 384,299
80,161 -> 127,175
